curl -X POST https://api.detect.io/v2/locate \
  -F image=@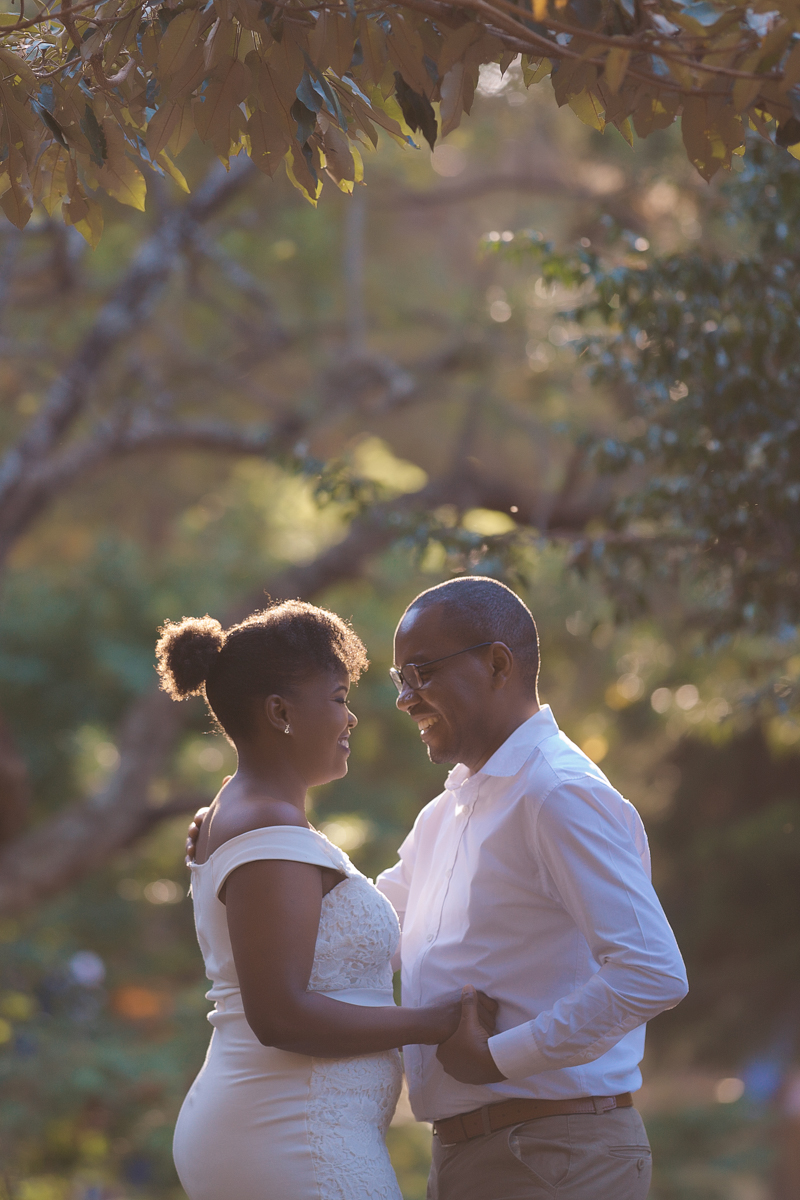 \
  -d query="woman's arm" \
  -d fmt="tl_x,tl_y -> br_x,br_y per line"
225,858 -> 462,1056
